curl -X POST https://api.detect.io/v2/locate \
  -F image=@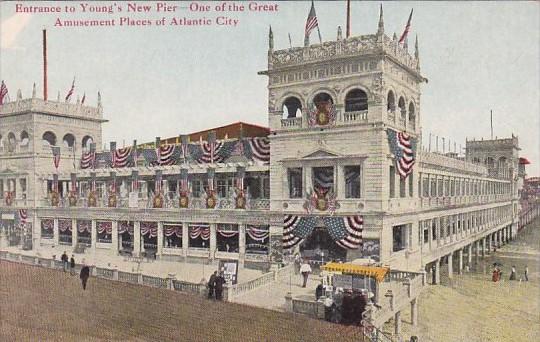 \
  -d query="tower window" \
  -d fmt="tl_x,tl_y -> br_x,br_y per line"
282,97 -> 302,119
345,89 -> 368,112
288,168 -> 303,198
387,91 -> 396,112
